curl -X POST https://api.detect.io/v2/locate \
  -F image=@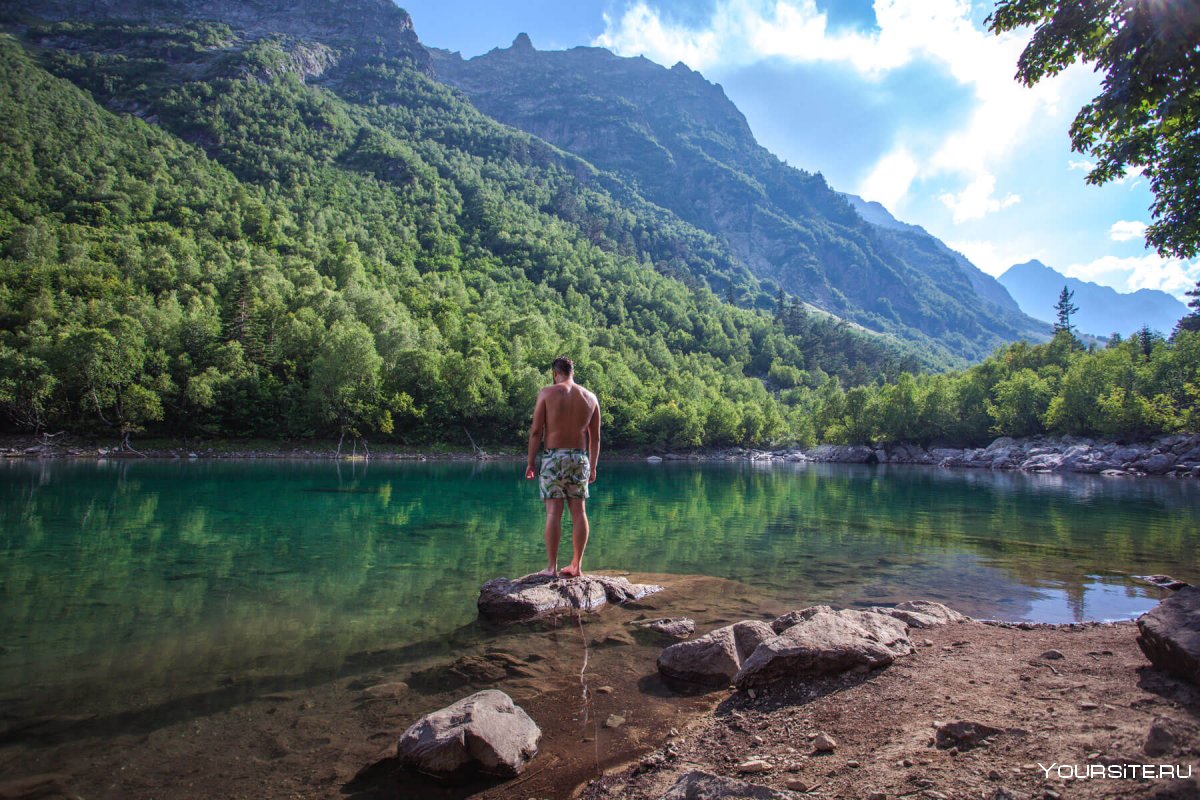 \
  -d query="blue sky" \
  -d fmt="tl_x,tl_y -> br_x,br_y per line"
401,0 -> 1199,301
